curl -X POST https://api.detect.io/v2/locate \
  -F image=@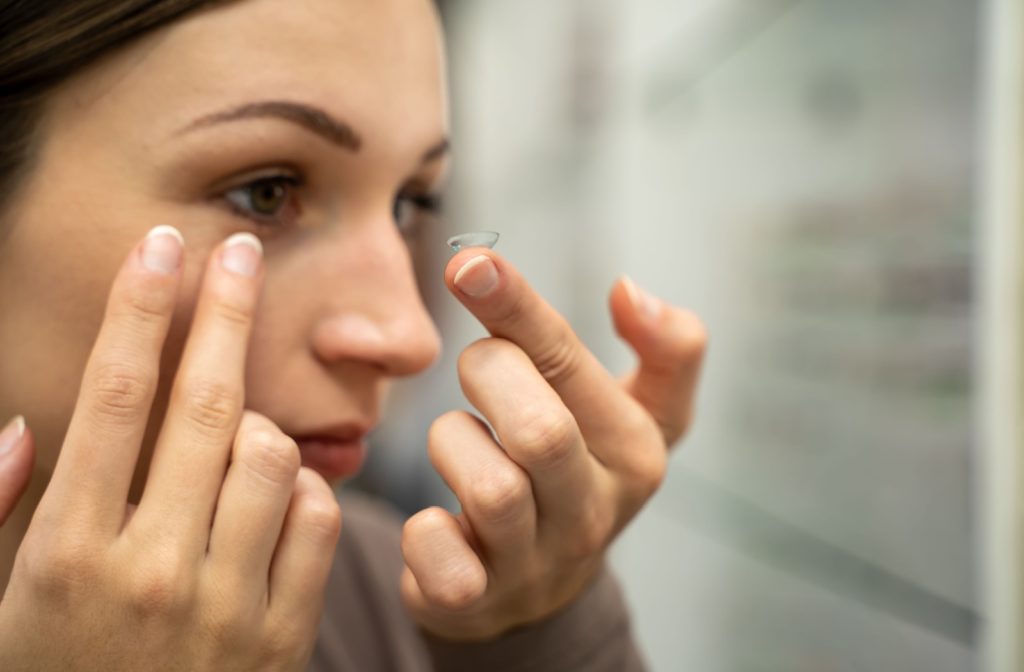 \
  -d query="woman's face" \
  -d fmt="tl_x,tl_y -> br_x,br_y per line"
0,0 -> 446,494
